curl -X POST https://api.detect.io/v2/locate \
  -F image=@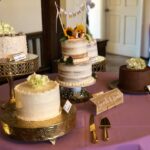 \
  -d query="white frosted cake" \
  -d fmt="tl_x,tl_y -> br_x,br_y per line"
0,22 -> 27,59
61,38 -> 89,64
14,74 -> 61,121
87,39 -> 98,63
58,62 -> 95,87
0,35 -> 27,59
